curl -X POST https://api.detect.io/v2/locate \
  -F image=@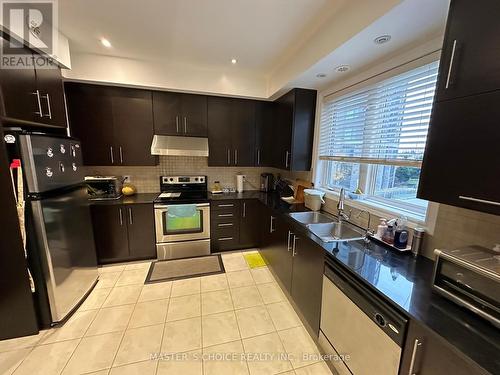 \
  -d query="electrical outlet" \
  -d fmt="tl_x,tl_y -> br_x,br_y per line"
123,175 -> 131,183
